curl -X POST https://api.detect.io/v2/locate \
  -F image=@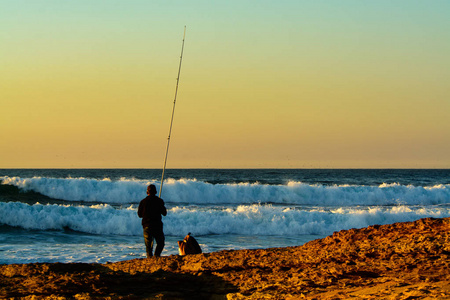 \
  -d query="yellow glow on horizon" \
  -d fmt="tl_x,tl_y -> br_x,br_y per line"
1,1 -> 449,168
